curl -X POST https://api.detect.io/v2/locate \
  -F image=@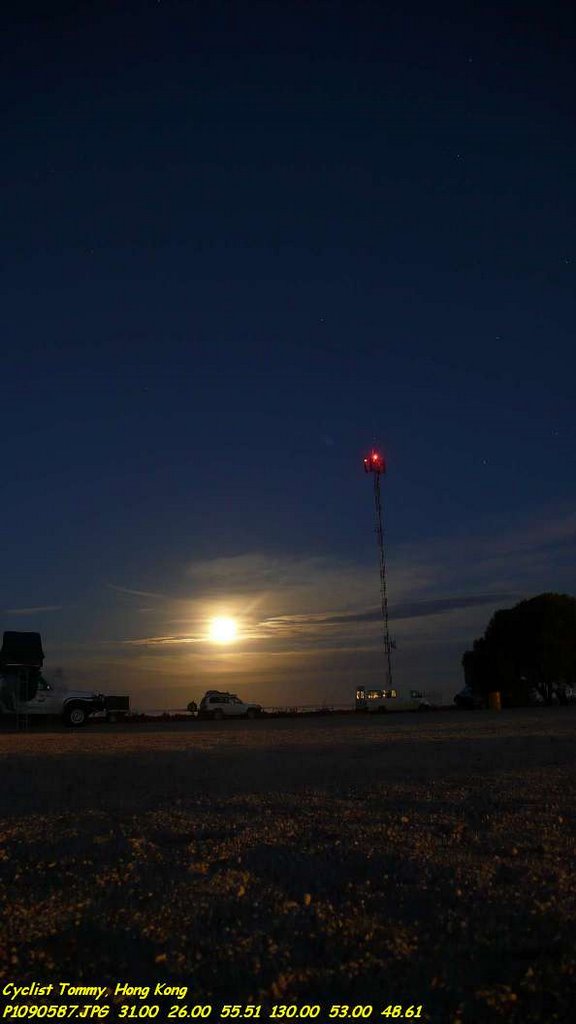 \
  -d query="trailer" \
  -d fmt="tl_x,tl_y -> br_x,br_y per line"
103,695 -> 131,721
